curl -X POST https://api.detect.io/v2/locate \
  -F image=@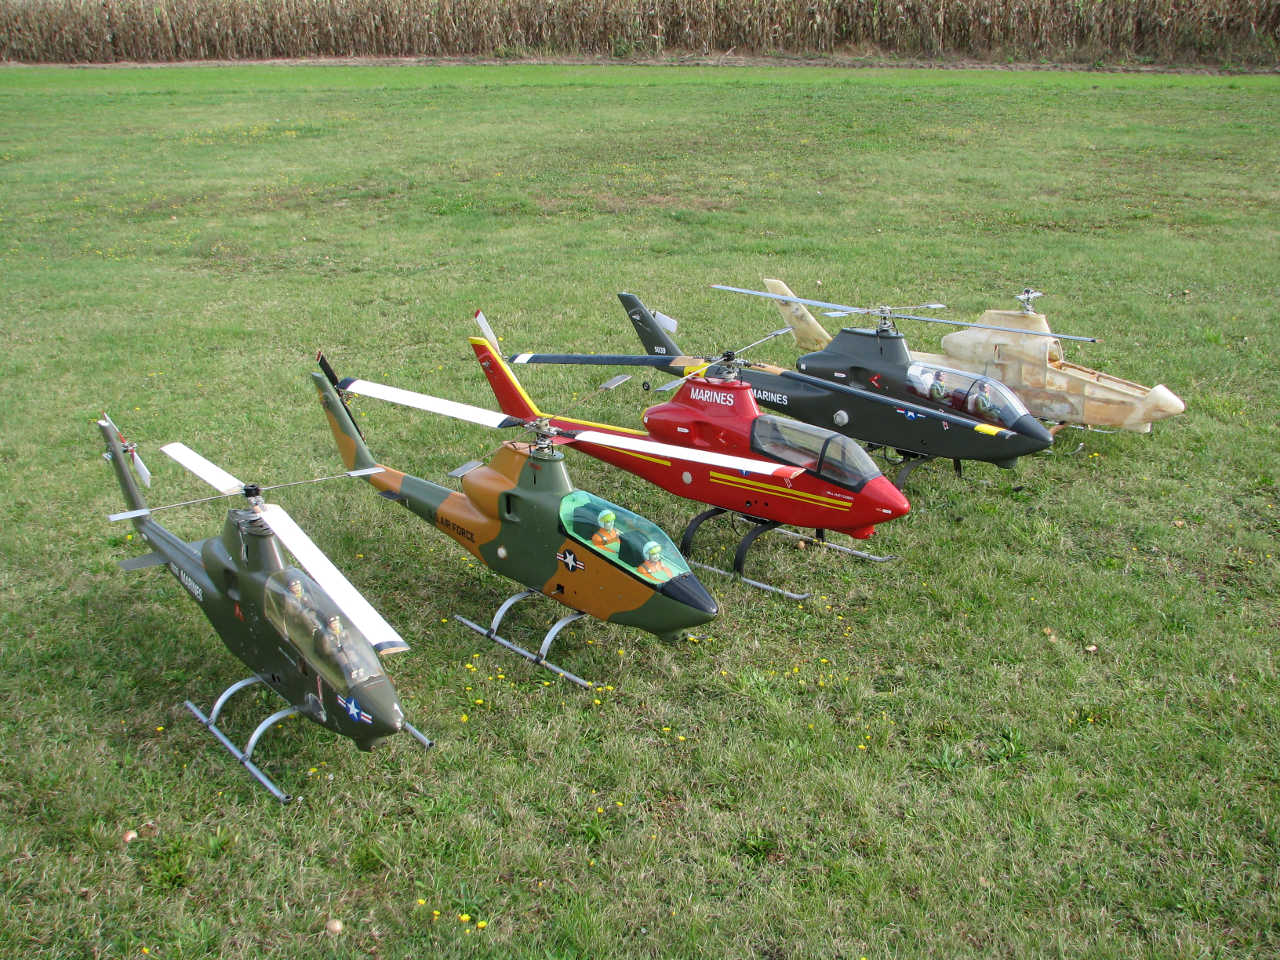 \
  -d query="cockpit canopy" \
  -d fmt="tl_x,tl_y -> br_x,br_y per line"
558,491 -> 691,581
750,415 -> 880,491
906,362 -> 1029,428
263,568 -> 385,695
